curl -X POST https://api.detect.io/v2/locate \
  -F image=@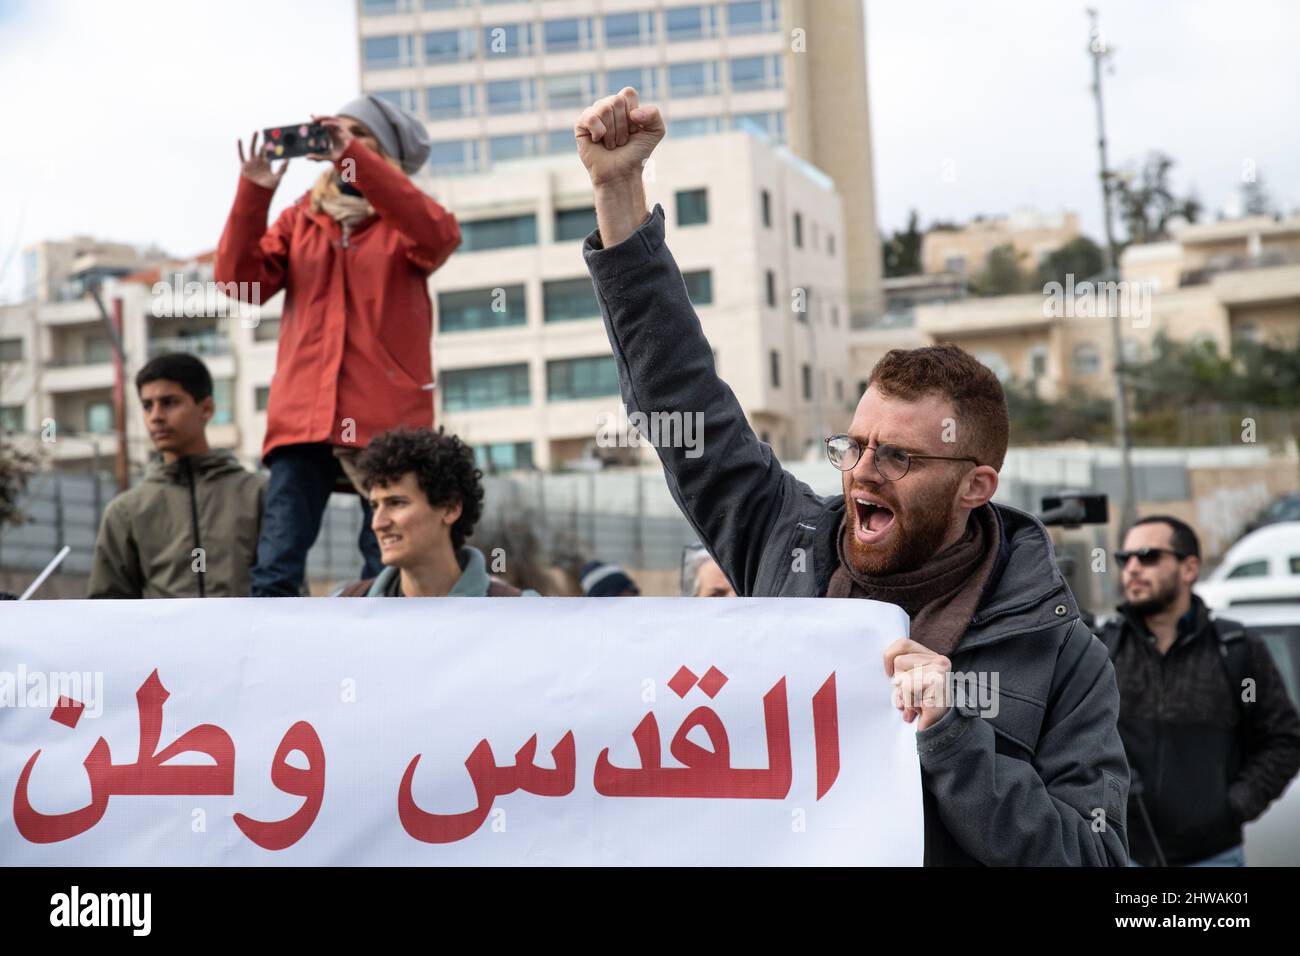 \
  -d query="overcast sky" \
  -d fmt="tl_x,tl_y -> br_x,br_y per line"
1,0 -> 1297,303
